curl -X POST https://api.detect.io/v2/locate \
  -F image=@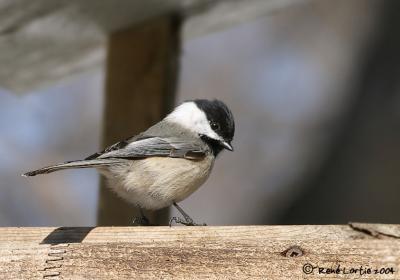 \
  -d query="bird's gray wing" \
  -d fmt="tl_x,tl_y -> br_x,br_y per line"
23,136 -> 206,177
95,136 -> 207,160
